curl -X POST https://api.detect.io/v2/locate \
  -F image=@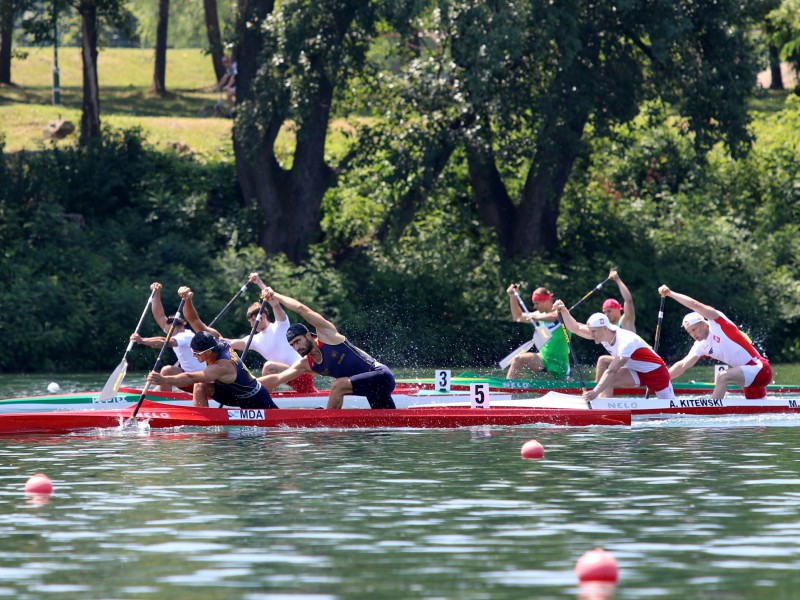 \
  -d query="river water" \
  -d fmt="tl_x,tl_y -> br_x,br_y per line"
1,374 -> 800,599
